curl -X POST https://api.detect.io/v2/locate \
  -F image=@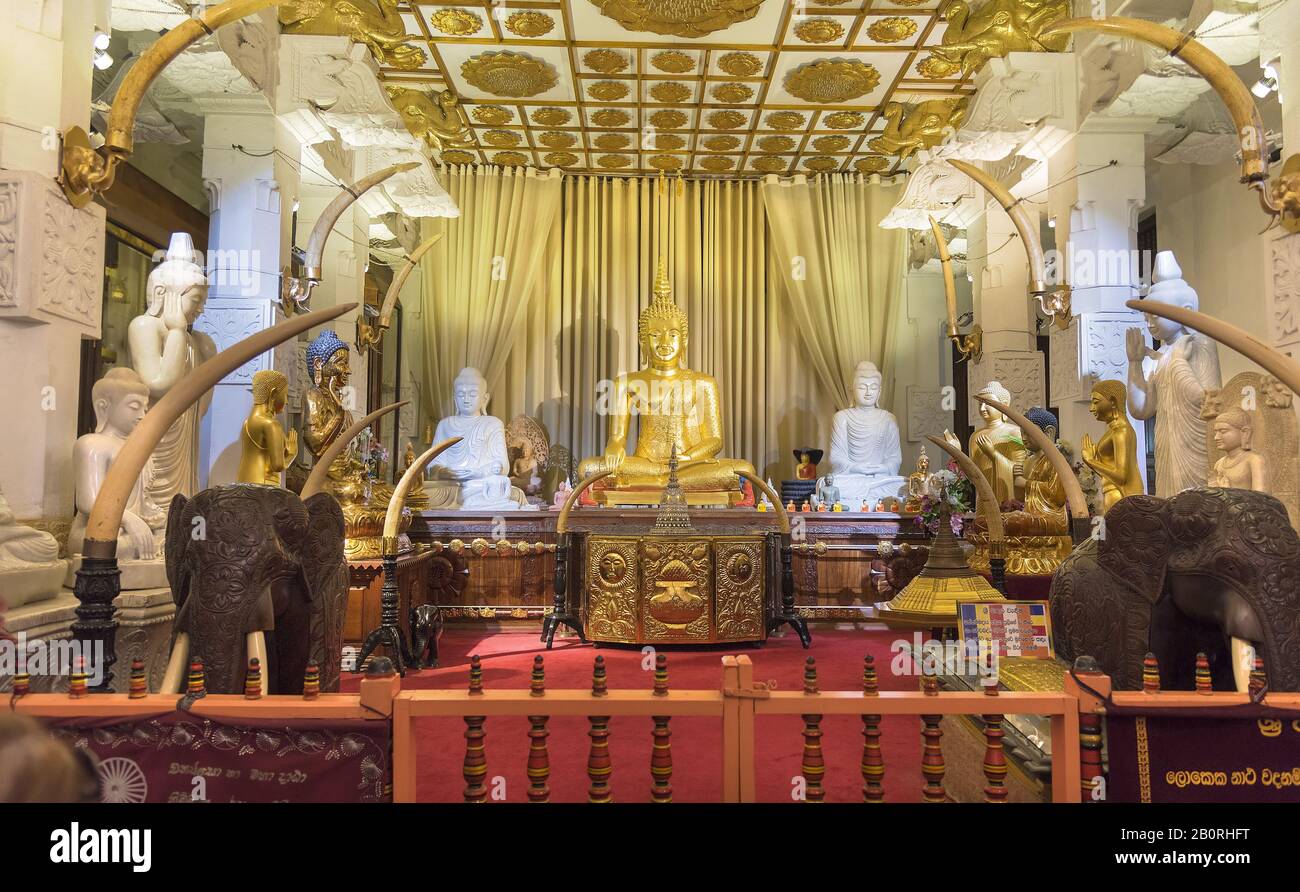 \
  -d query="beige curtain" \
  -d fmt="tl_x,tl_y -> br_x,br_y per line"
761,173 -> 906,411
420,165 -> 562,417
